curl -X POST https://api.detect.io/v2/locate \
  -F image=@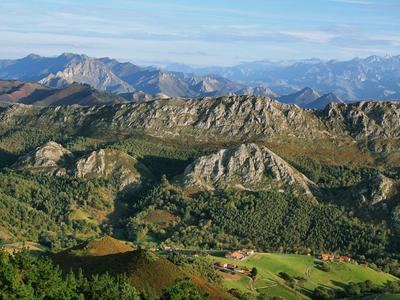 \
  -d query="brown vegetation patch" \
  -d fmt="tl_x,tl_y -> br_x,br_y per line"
143,209 -> 176,228
265,138 -> 375,167
71,236 -> 133,256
